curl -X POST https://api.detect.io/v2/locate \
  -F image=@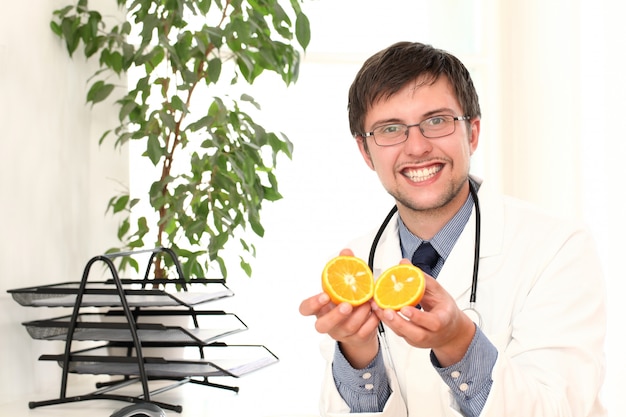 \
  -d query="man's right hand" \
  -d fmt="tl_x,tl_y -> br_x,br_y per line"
299,249 -> 381,369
